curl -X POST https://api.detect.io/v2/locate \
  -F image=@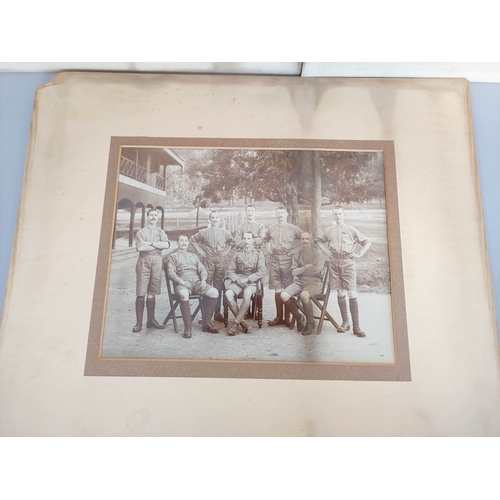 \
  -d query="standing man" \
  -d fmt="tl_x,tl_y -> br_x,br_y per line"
225,231 -> 266,336
234,204 -> 266,249
280,232 -> 325,335
315,206 -> 372,337
190,211 -> 235,322
132,208 -> 170,333
166,235 -> 220,338
263,205 -> 302,326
